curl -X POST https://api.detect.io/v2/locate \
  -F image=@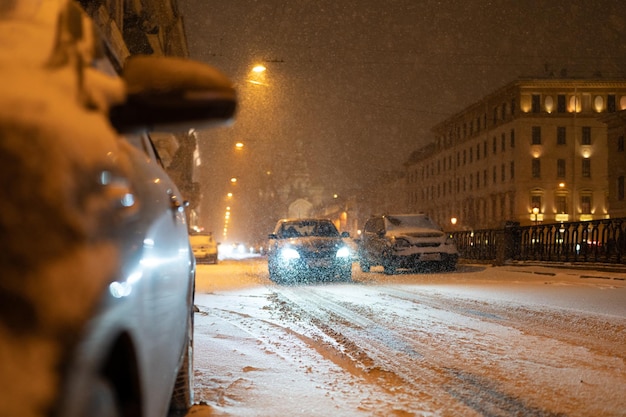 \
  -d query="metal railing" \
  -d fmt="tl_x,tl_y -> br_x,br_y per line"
452,217 -> 626,265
